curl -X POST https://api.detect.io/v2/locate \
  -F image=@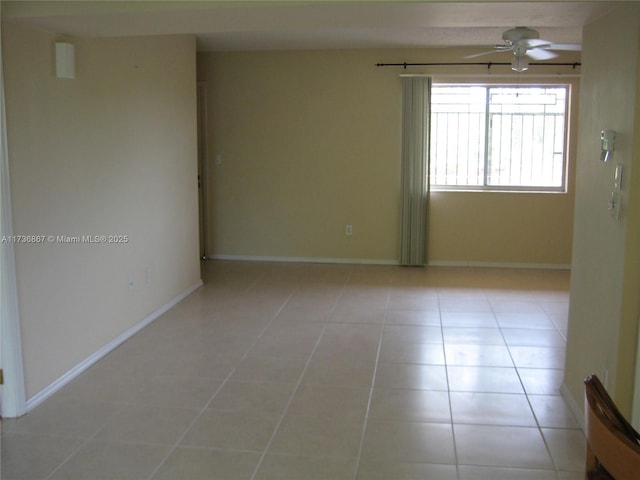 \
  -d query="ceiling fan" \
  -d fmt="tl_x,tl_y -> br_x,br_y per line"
466,27 -> 581,72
